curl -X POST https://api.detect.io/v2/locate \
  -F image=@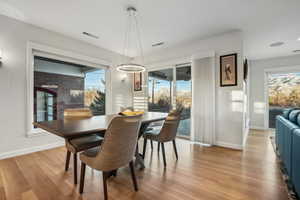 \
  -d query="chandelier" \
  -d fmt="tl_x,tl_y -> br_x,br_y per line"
116,6 -> 146,73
